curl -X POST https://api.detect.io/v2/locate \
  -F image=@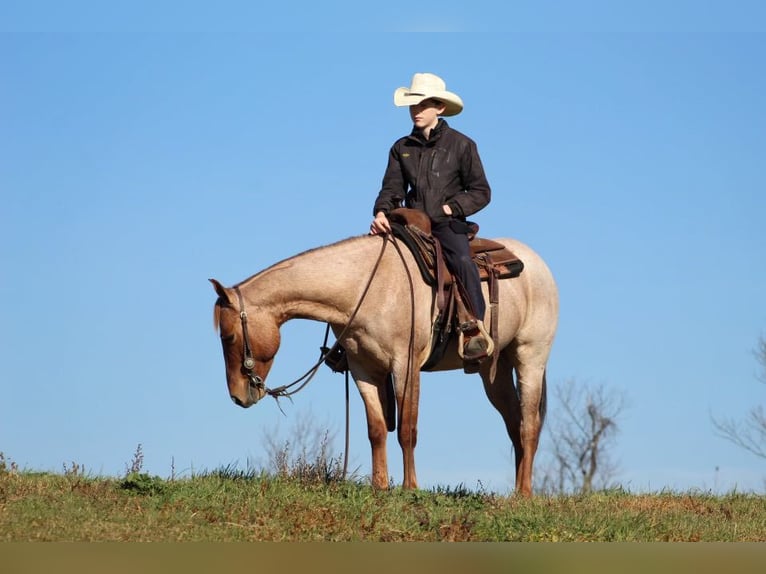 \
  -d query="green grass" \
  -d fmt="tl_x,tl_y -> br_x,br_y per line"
1,467 -> 764,541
